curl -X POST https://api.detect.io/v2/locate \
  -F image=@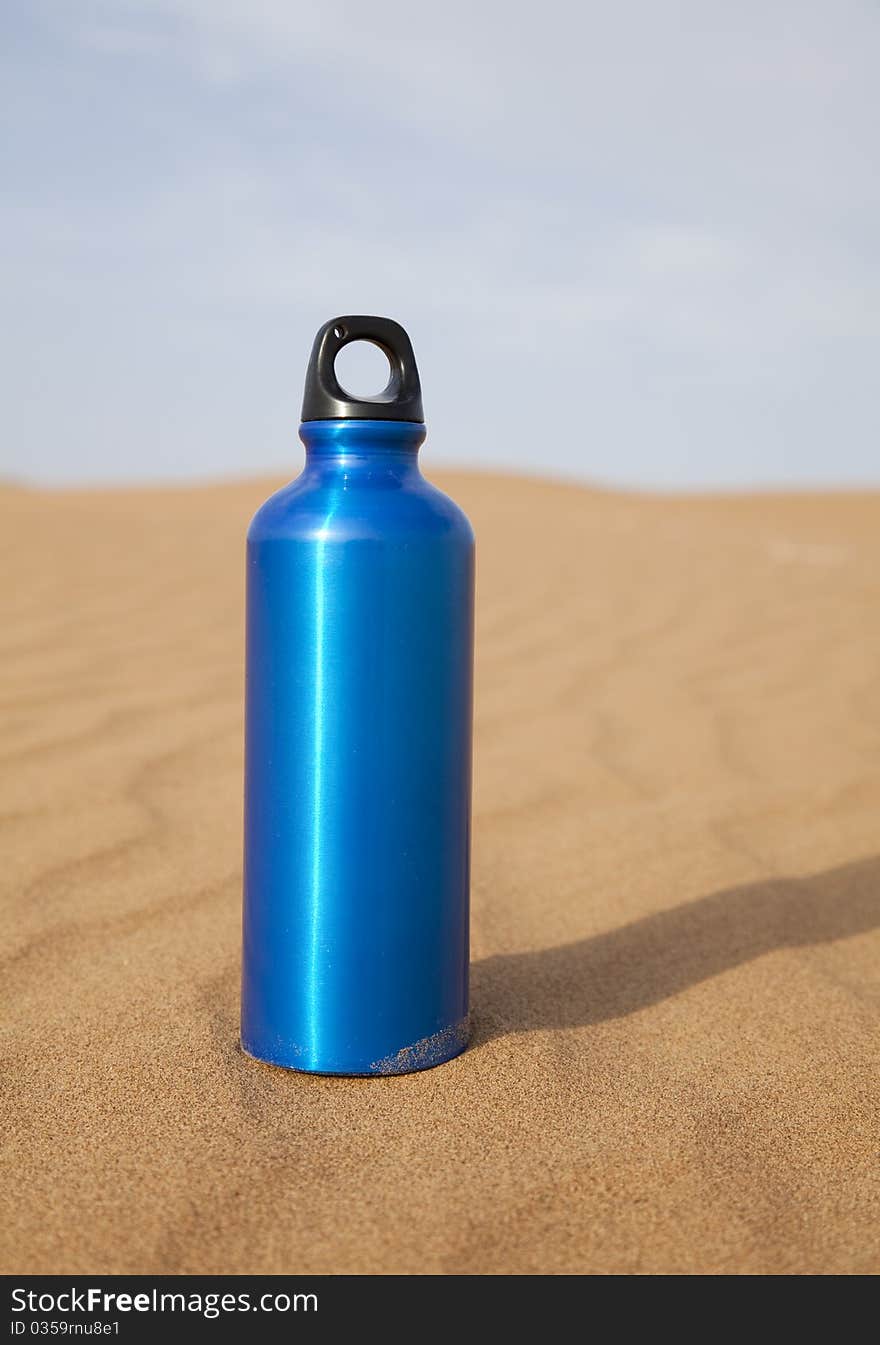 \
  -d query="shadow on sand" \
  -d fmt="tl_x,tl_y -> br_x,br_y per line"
470,854 -> 880,1043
